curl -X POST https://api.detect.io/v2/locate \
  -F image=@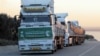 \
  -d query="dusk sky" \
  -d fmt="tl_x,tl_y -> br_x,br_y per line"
0,0 -> 100,29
